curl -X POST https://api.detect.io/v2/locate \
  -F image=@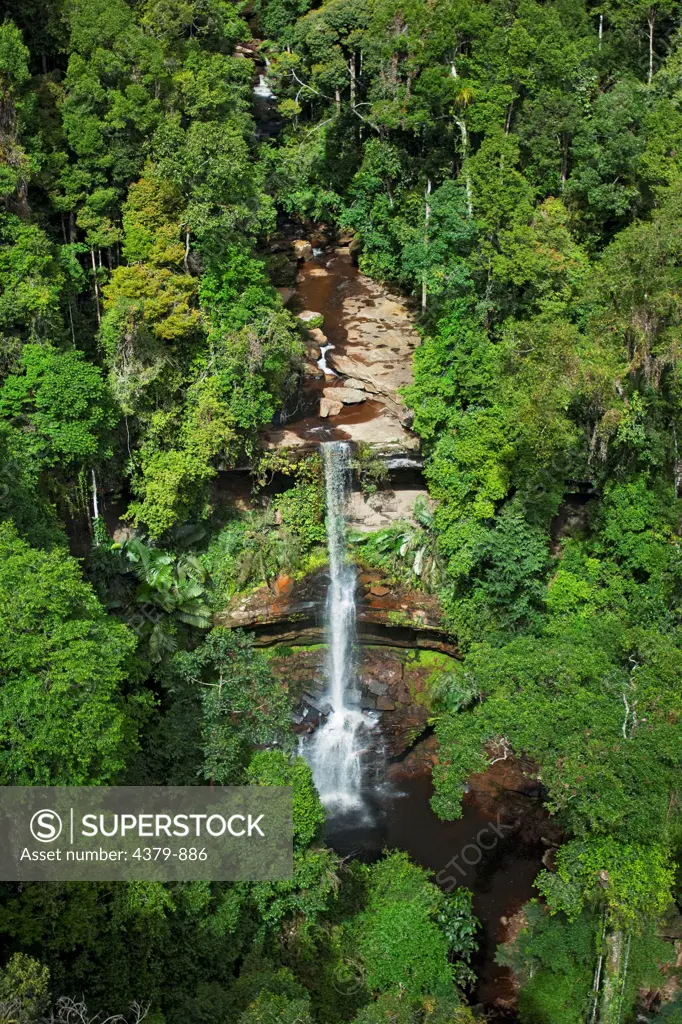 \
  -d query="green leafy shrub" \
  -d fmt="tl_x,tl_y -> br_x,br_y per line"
349,852 -> 478,999
351,443 -> 390,496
